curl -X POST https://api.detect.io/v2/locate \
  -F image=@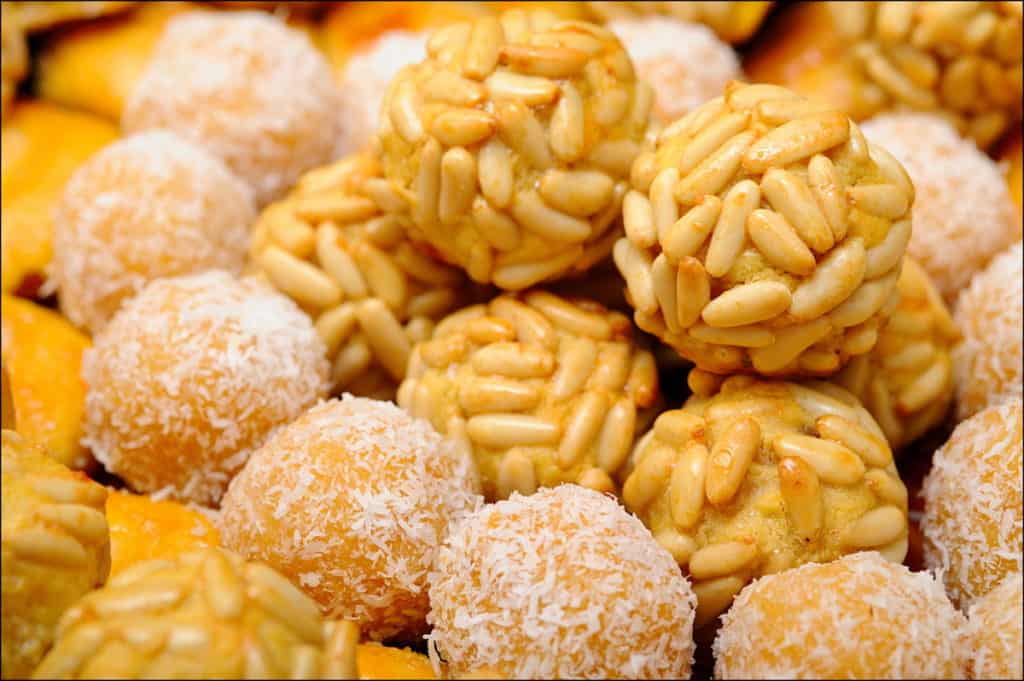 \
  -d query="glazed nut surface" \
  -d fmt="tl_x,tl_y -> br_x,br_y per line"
250,153 -> 472,399
398,289 -> 660,500
376,9 -> 653,290
617,81 -> 912,377
33,547 -> 358,680
828,1 -> 1024,148
835,256 -> 959,450
2,430 -> 111,680
622,372 -> 909,626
